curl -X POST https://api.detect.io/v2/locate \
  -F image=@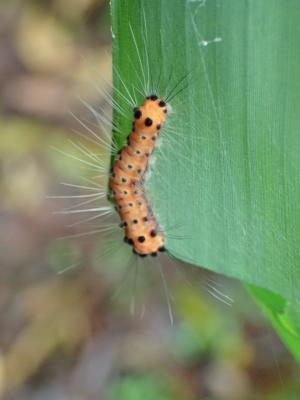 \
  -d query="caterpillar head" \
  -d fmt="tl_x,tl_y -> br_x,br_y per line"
133,95 -> 169,134
130,231 -> 166,257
